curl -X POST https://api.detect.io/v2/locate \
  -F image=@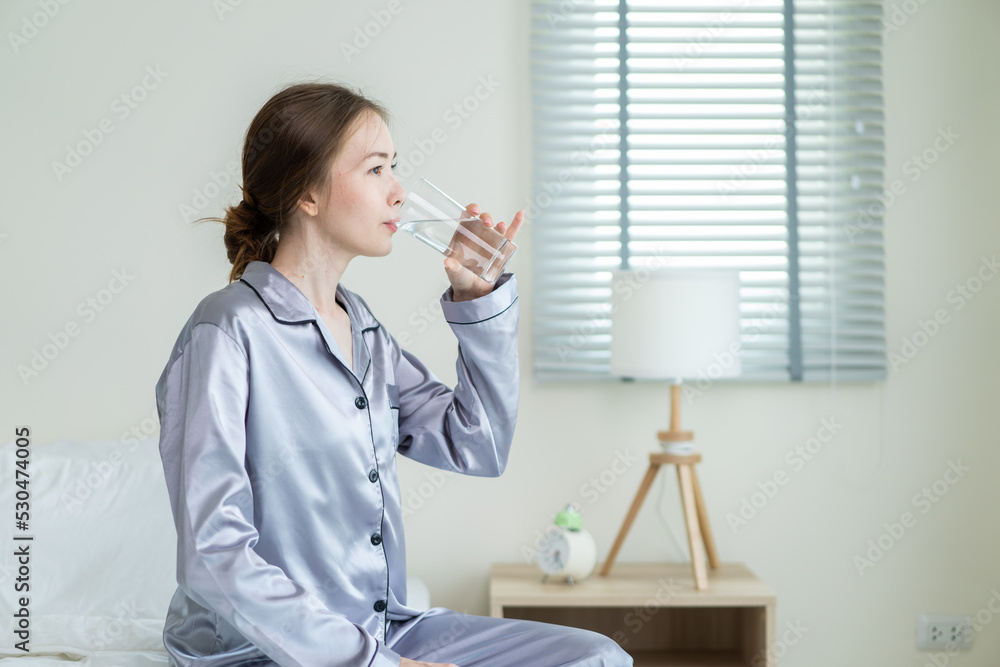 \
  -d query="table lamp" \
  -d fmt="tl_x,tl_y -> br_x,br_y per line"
601,268 -> 742,588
